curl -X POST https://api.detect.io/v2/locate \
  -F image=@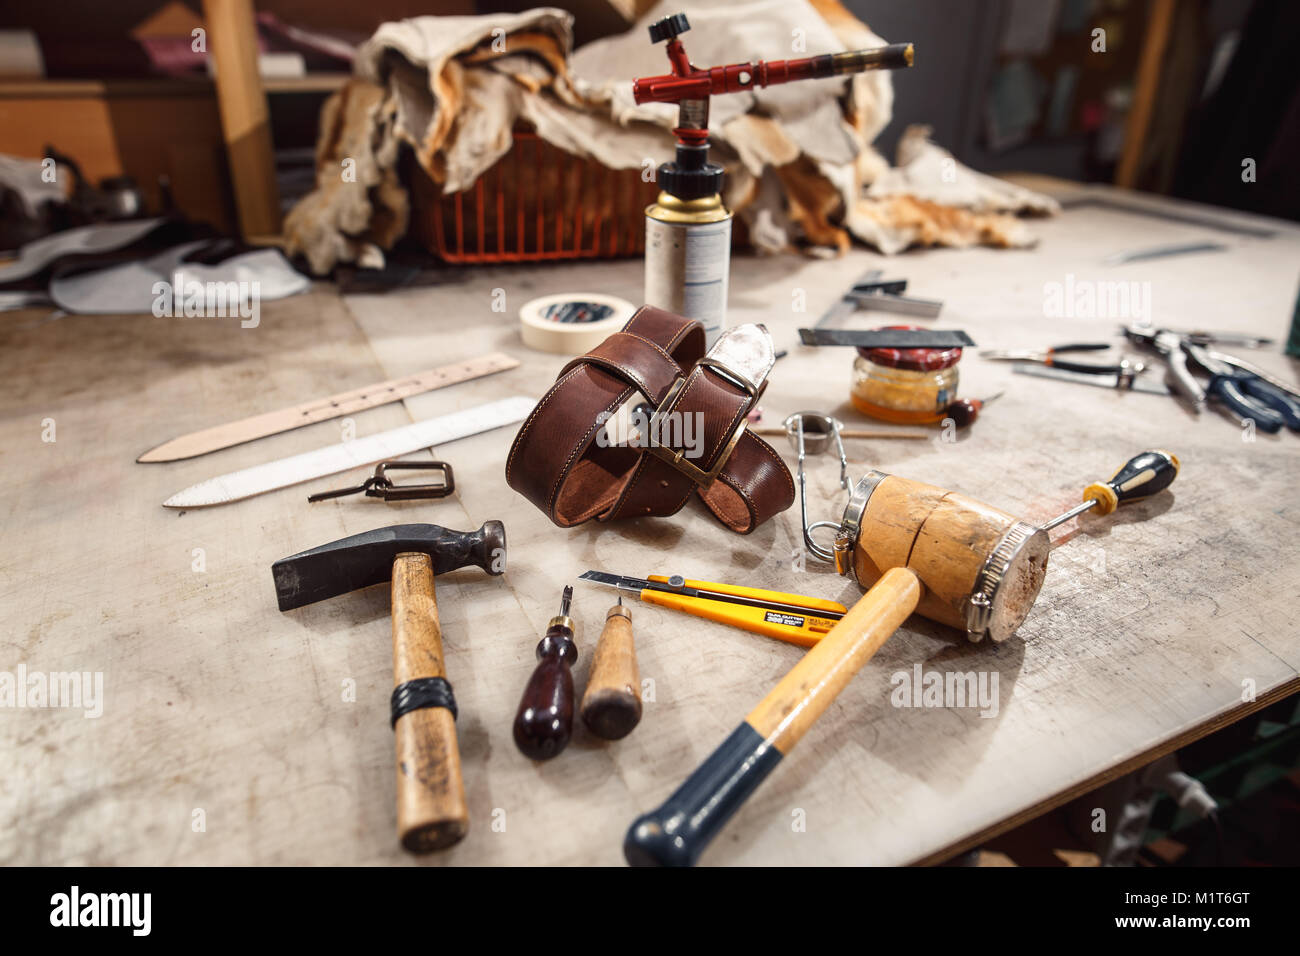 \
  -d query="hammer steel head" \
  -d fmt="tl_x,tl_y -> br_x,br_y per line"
272,521 -> 506,611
